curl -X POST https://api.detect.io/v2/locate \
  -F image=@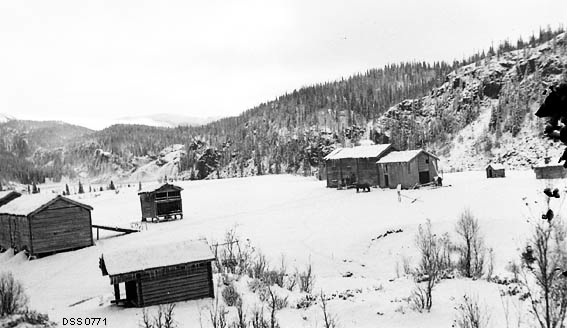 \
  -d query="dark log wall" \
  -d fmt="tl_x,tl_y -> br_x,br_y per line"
535,165 -> 567,179
138,261 -> 214,306
0,214 -> 30,252
140,193 -> 156,219
30,199 -> 93,255
326,157 -> 382,187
